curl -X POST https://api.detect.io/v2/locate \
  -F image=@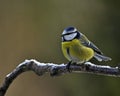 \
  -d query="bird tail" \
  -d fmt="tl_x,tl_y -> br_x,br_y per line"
94,53 -> 112,62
